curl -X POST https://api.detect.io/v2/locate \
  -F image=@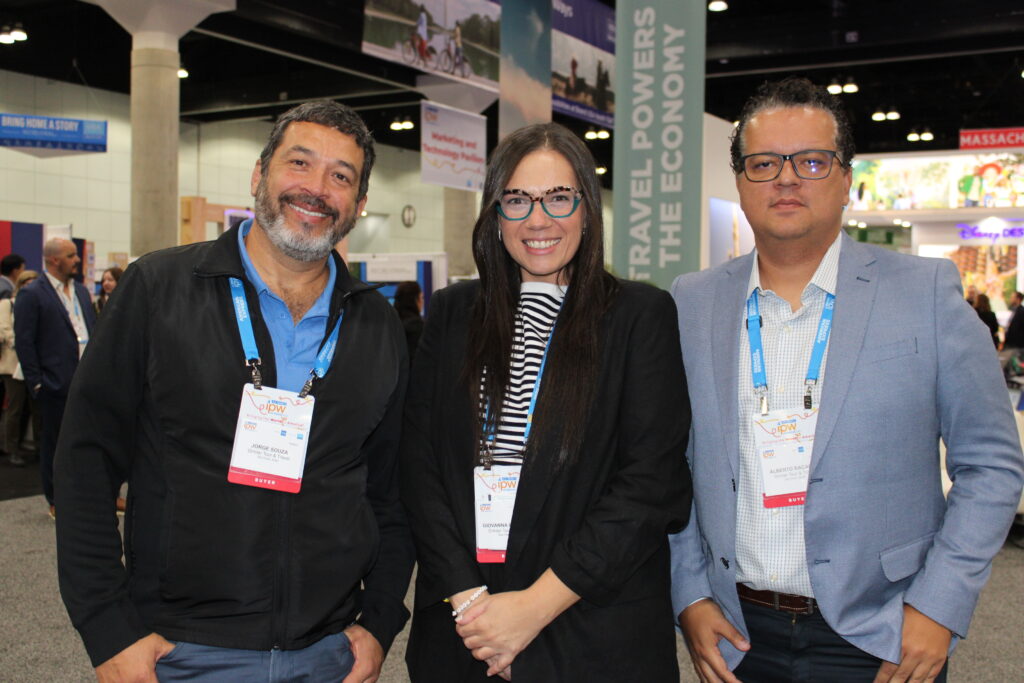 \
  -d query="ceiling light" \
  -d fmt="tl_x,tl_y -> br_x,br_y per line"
401,117 -> 415,130
901,220 -> 912,228
708,1 -> 728,11
584,128 -> 598,140
842,79 -> 859,94
361,210 -> 368,217
595,166 -> 607,175
827,80 -> 842,95
848,219 -> 858,227
0,27 -> 14,45
177,66 -> 189,79
871,110 -> 886,122
596,129 -> 610,140
857,222 -> 867,229
907,131 -> 920,142
10,23 -> 26,41
390,118 -> 403,131
893,218 -> 903,225
920,129 -> 934,141
886,109 -> 900,120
